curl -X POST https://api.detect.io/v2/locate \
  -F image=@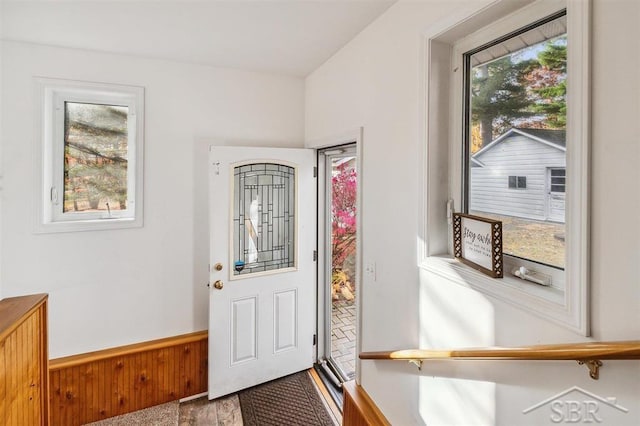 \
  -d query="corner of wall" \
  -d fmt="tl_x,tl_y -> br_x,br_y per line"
0,23 -> 4,301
